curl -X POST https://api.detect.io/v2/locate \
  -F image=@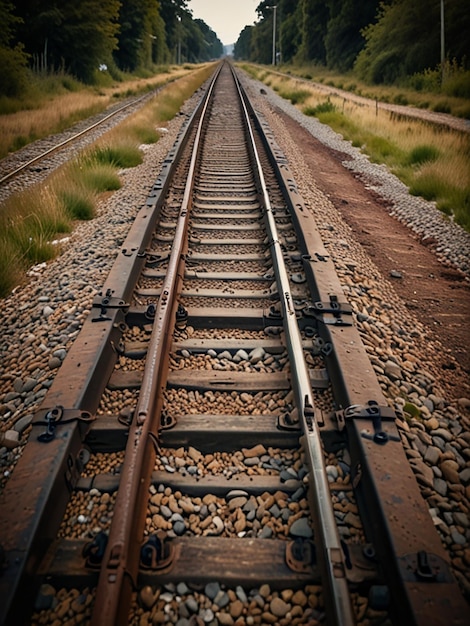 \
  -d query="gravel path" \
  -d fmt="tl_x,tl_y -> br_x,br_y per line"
251,76 -> 470,278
